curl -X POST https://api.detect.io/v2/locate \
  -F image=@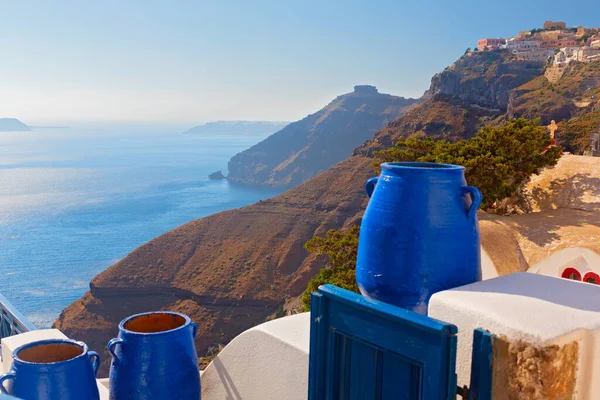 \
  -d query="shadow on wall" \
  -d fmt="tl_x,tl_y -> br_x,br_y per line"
509,208 -> 600,247
520,173 -> 600,214
212,357 -> 243,400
